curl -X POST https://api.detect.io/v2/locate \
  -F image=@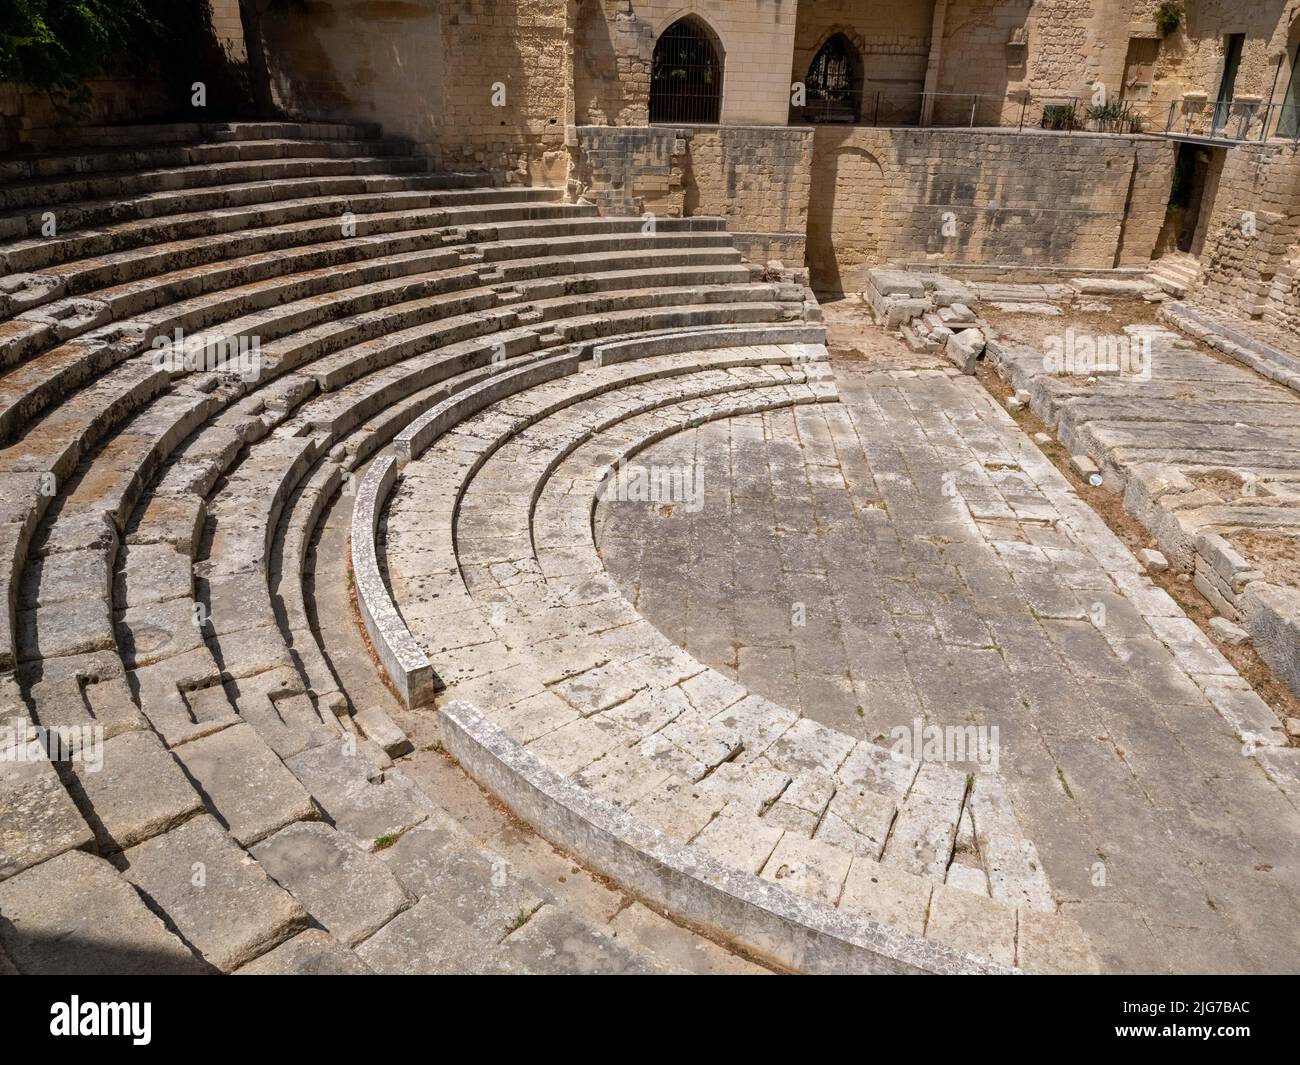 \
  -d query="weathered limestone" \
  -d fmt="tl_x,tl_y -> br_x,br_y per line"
251,822 -> 411,946
0,850 -> 206,974
172,723 -> 317,846
67,730 -> 203,852
235,929 -> 372,975
0,750 -> 94,880
121,815 -> 308,972
440,698 -> 1008,975
979,285 -> 1300,703
351,457 -> 437,709
944,328 -> 986,374
4,115 -> 1291,976
358,348 -> 1111,971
